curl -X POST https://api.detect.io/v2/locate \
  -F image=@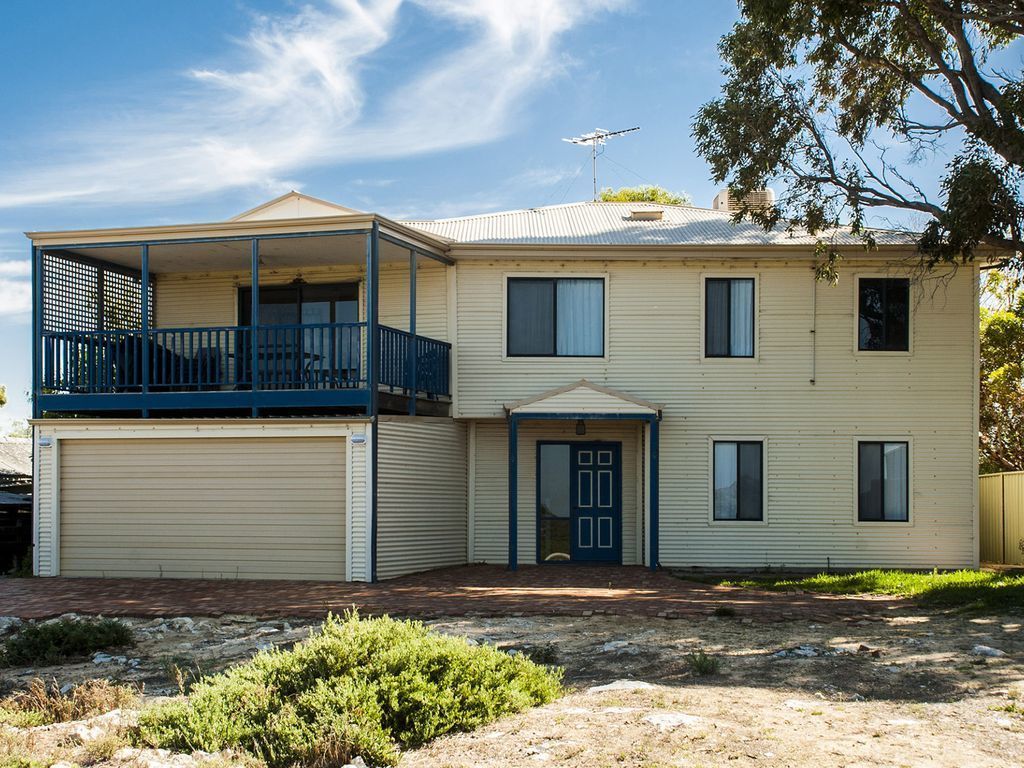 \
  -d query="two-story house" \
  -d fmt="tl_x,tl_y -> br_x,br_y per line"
28,191 -> 981,581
